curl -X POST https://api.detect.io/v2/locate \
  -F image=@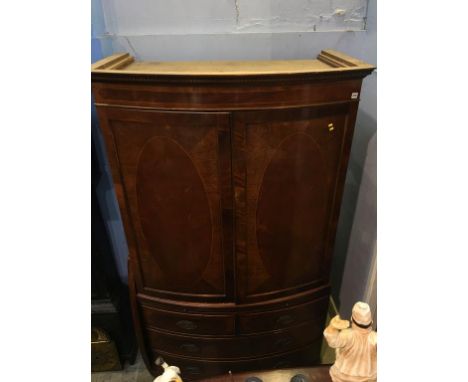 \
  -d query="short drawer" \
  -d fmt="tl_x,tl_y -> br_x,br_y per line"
147,319 -> 323,359
140,305 -> 235,336
238,296 -> 329,334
